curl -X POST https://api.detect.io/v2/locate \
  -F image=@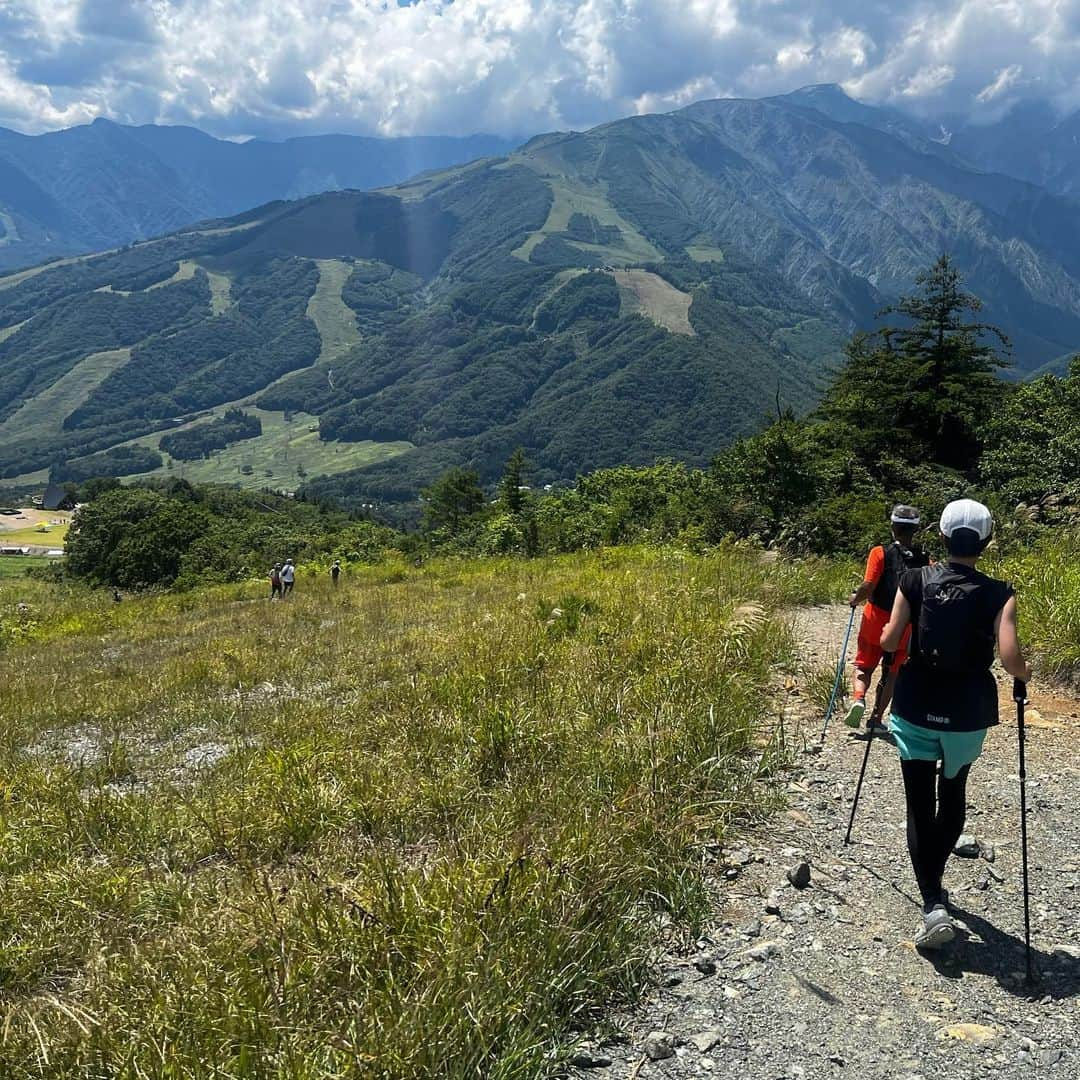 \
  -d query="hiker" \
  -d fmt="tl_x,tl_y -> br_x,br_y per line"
269,563 -> 282,600
881,499 -> 1031,950
281,558 -> 296,596
330,559 -> 341,587
844,505 -> 930,729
